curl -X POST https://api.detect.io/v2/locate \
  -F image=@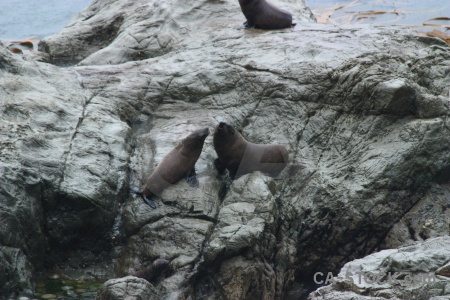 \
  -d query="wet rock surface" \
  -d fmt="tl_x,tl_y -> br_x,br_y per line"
0,0 -> 449,299
38,0 -> 315,66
